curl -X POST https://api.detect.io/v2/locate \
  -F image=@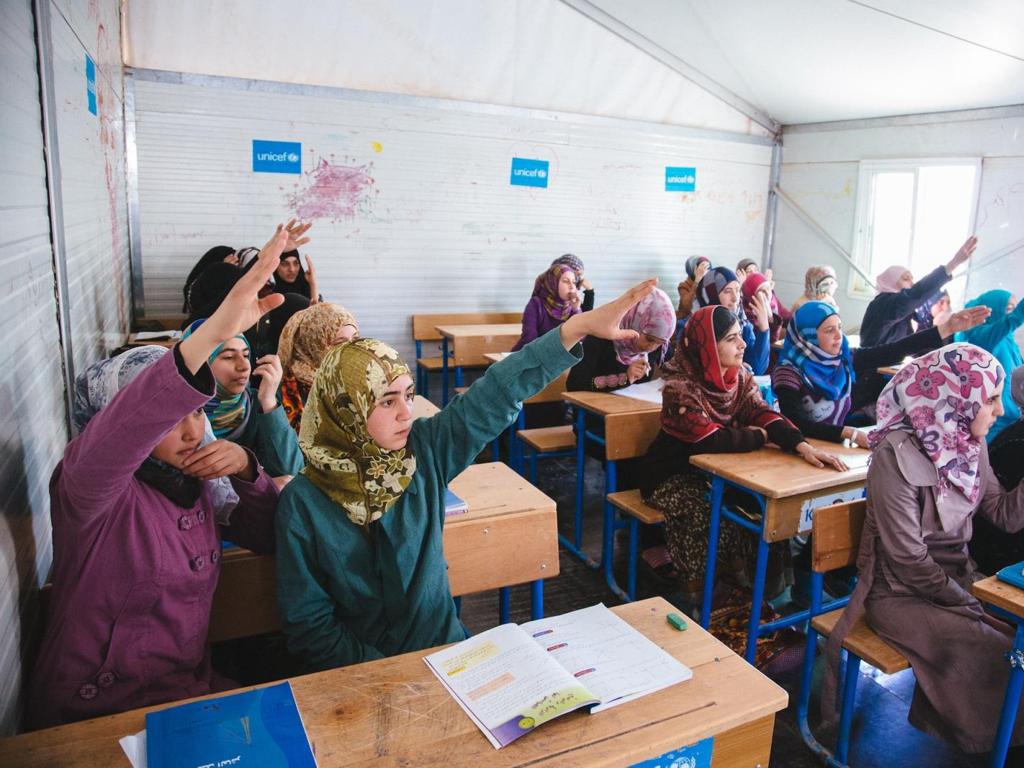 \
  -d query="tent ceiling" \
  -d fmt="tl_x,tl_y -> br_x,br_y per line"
123,0 -> 1024,129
